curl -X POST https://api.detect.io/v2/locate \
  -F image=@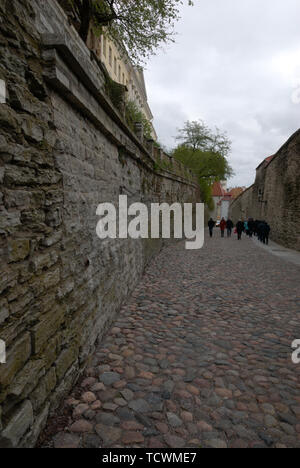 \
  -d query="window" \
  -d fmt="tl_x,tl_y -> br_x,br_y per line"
114,57 -> 117,75
122,73 -> 125,85
118,65 -> 121,82
109,47 -> 112,66
103,36 -> 107,57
